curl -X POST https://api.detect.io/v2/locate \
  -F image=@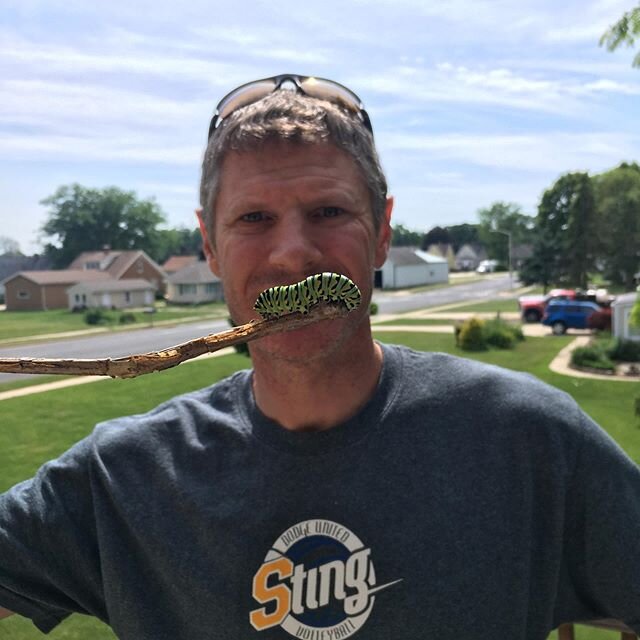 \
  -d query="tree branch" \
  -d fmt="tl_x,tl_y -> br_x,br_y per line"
0,304 -> 349,379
